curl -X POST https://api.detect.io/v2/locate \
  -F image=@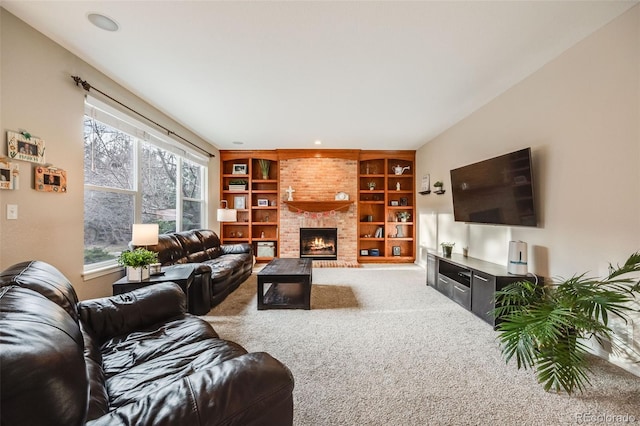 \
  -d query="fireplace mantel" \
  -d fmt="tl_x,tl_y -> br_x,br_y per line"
284,200 -> 353,213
